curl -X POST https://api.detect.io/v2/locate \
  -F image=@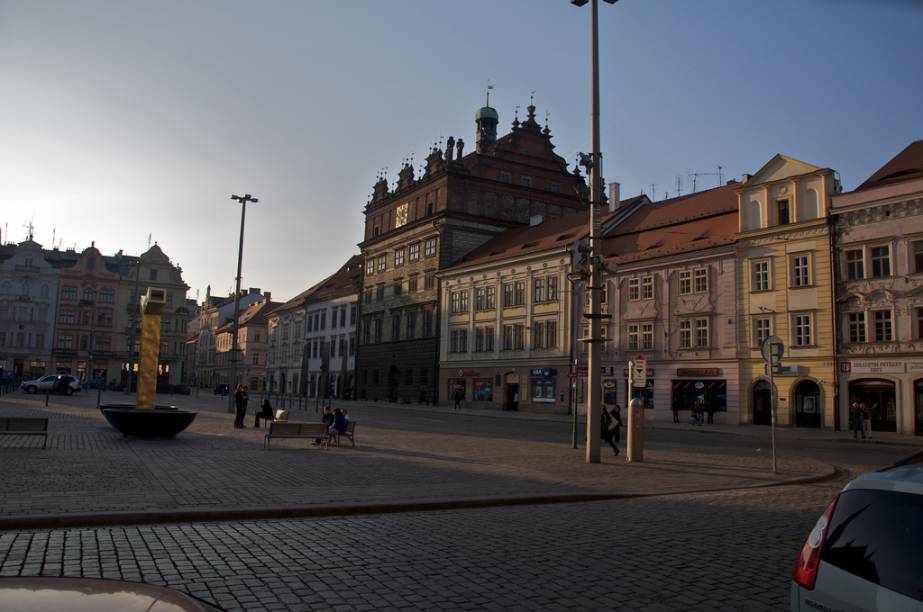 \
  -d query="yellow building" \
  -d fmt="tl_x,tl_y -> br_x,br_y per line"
736,155 -> 840,428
